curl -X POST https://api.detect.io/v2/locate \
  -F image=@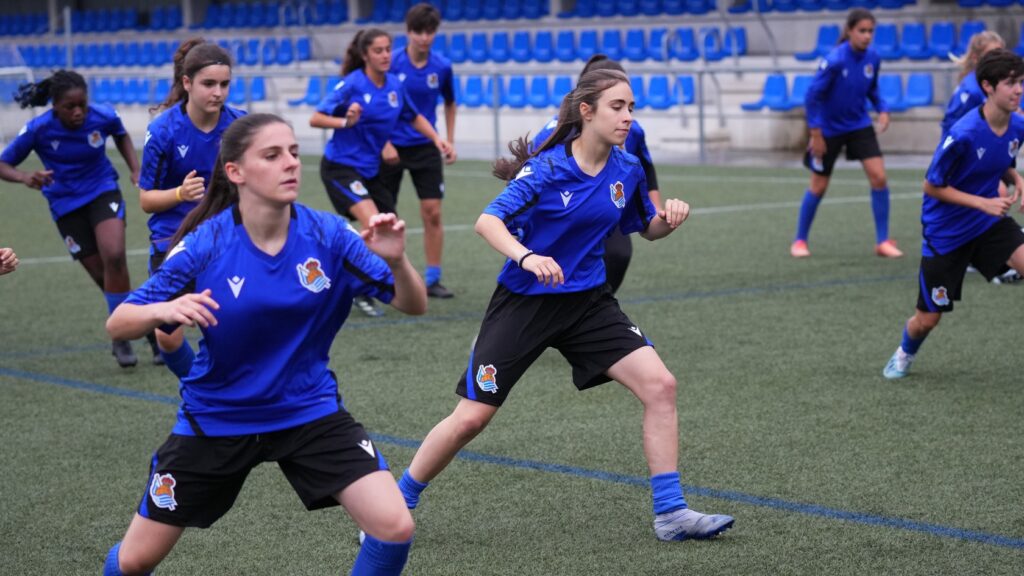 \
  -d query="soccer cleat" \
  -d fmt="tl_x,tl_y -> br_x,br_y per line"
426,282 -> 454,299
111,340 -> 138,368
991,268 -> 1022,285
790,240 -> 811,258
882,347 -> 914,379
145,331 -> 165,366
353,295 -> 384,318
875,239 -> 904,258
653,508 -> 735,541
